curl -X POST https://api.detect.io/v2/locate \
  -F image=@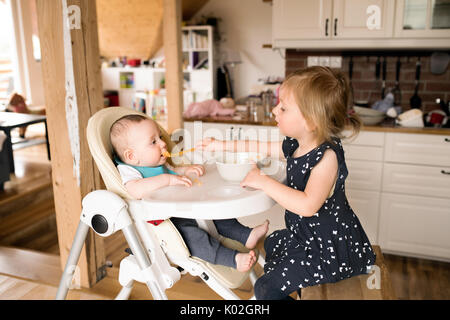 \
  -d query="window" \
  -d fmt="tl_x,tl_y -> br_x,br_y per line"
0,0 -> 15,105
29,0 -> 40,61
